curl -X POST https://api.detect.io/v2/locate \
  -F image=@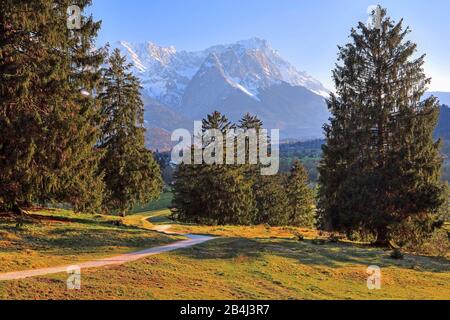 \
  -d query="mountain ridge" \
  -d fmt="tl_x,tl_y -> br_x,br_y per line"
112,38 -> 332,150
